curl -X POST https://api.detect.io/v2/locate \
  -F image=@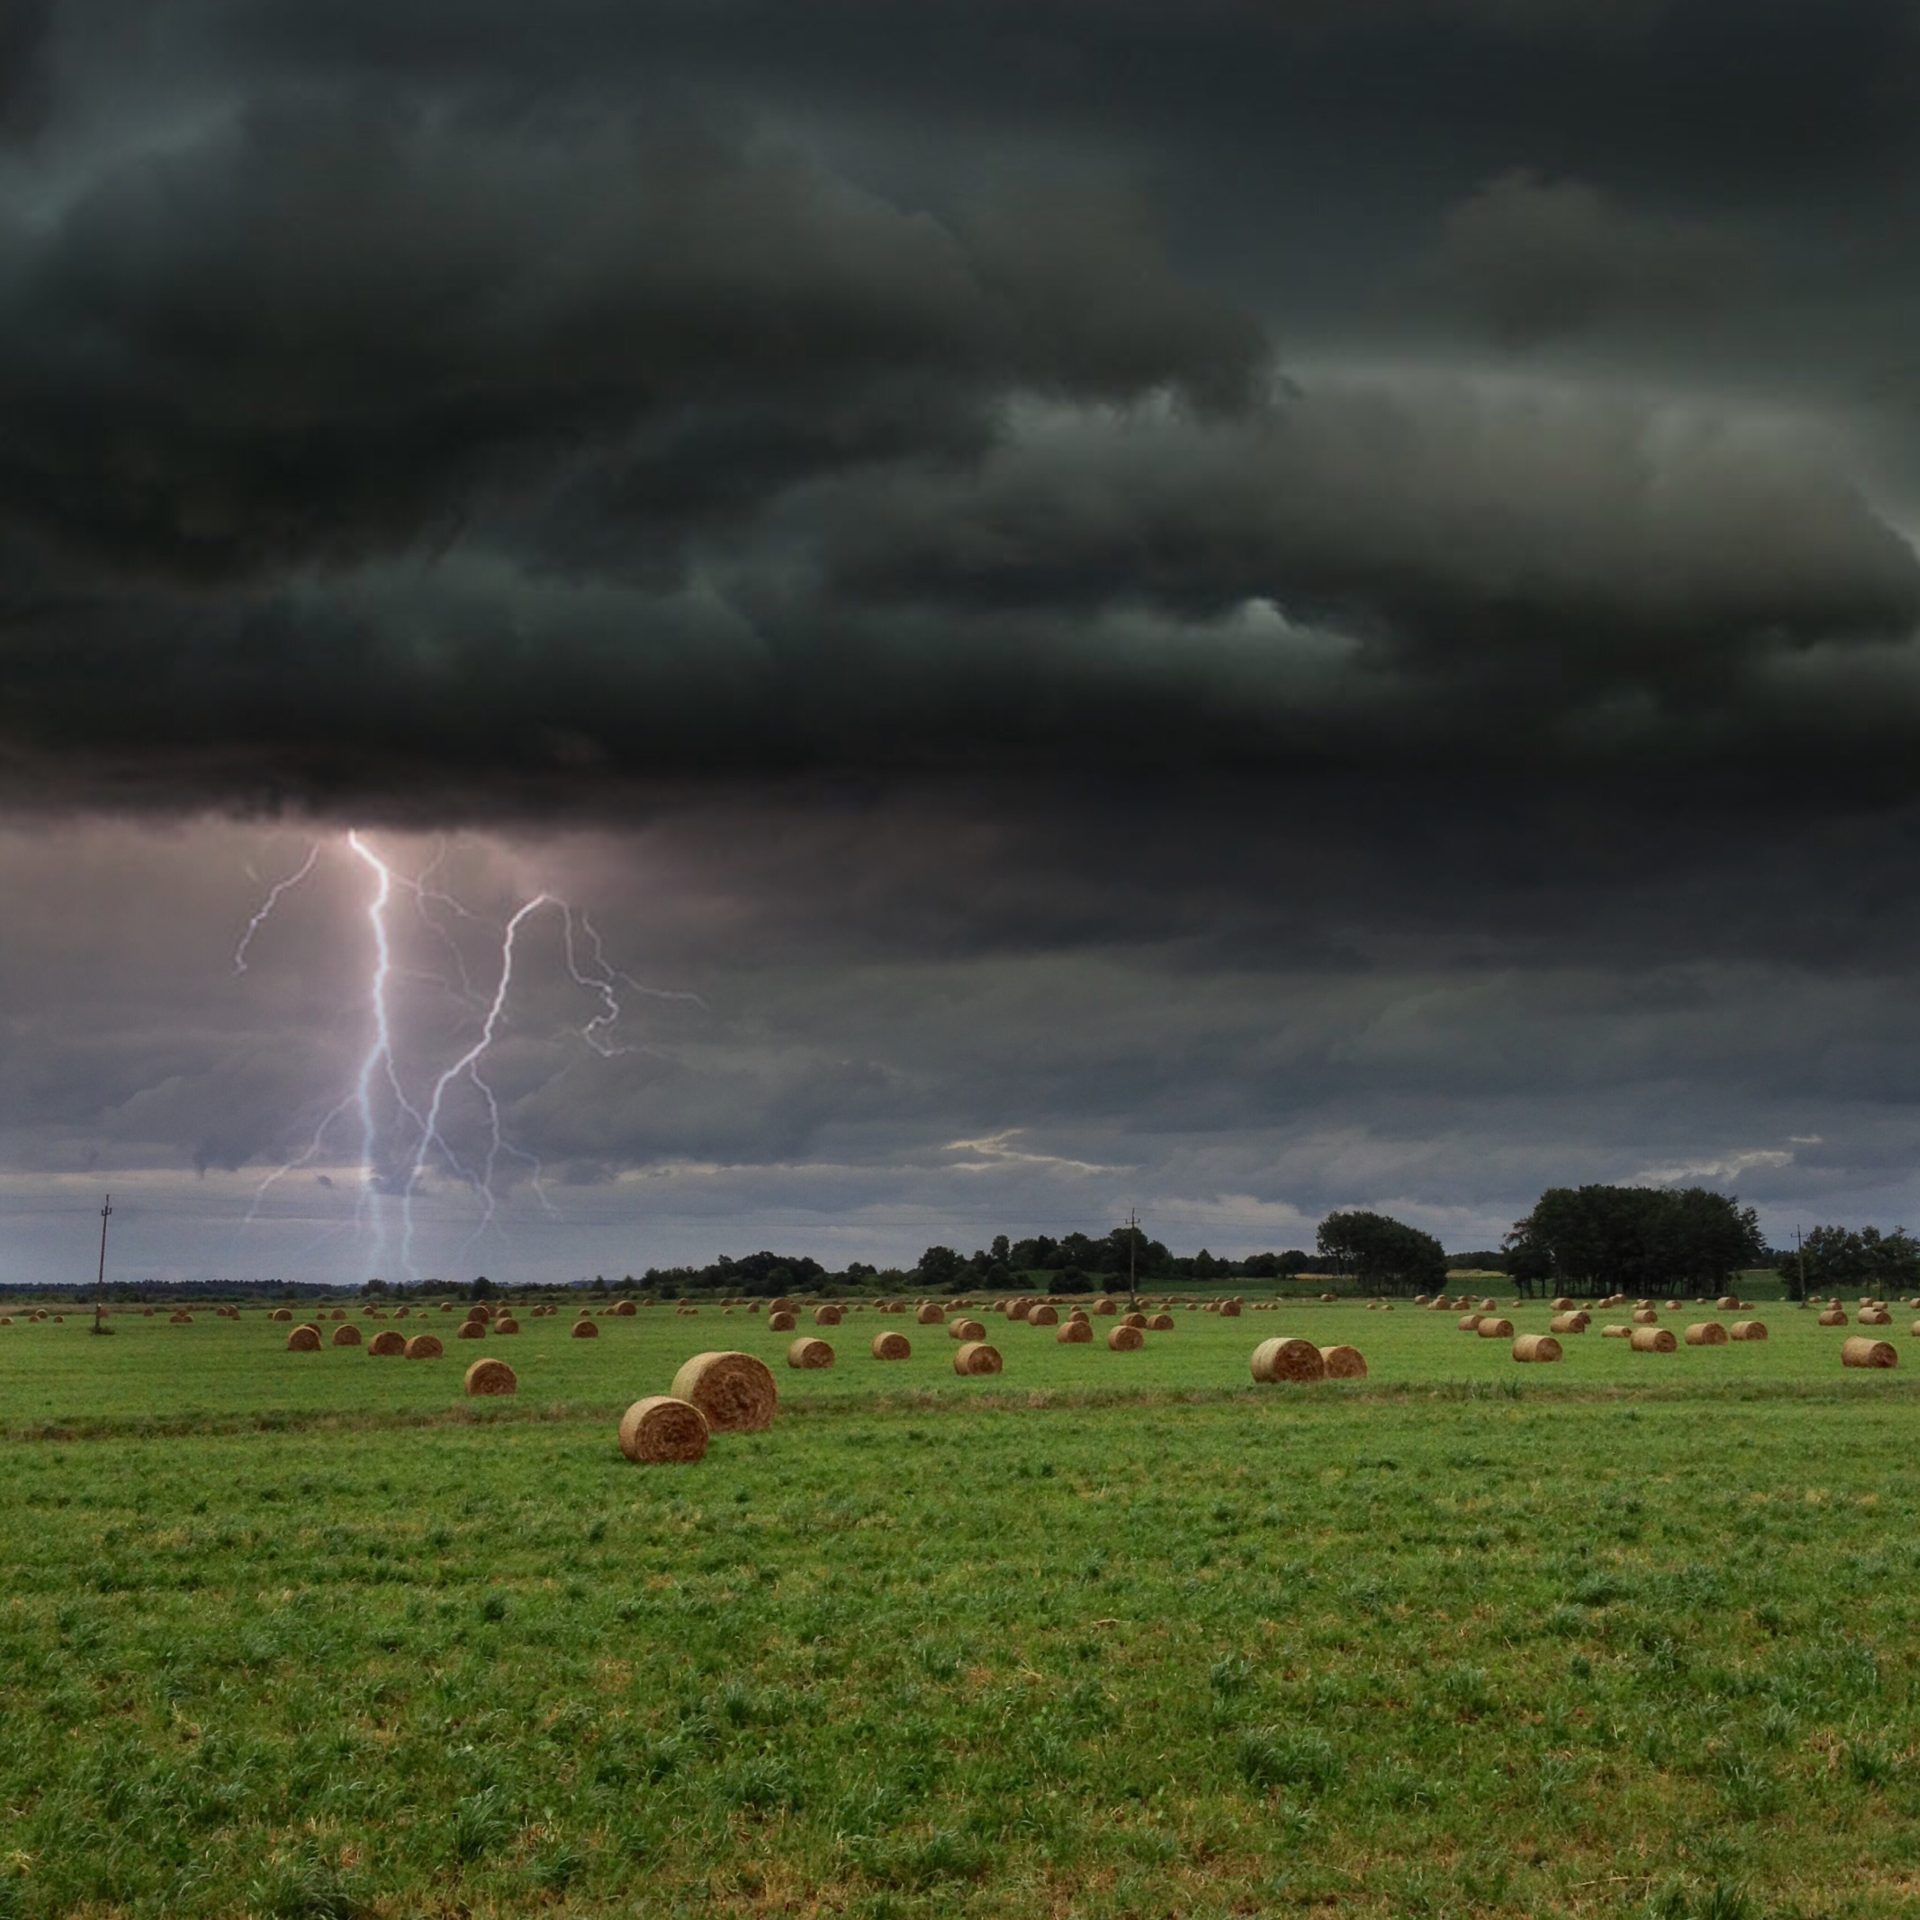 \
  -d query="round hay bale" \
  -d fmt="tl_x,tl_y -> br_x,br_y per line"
1056,1318 -> 1093,1343
1251,1336 -> 1327,1383
870,1330 -> 911,1360
1120,1310 -> 1147,1329
1859,1307 -> 1892,1326
493,1317 -> 520,1334
953,1340 -> 1003,1375
1092,1296 -> 1117,1315
1551,1296 -> 1576,1311
1601,1323 -> 1631,1338
395,1305 -> 411,1318
1476,1317 -> 1515,1339
1631,1307 -> 1658,1325
1729,1319 -> 1768,1340
285,1324 -> 321,1352
1664,1299 -> 1682,1312
1548,1312 -> 1589,1334
439,1302 -> 455,1313
1819,1308 -> 1848,1327
331,1323 -> 362,1347
1107,1324 -> 1144,1351
767,1309 -> 797,1332
270,1307 -> 292,1322
466,1303 -> 493,1323
329,1308 -> 346,1321
618,1395 -> 710,1464
368,1329 -> 406,1355
1220,1298 -> 1242,1317
949,1316 -> 985,1340
612,1300 -> 637,1316
1684,1321 -> 1729,1346
403,1333 -> 443,1359
1319,1343 -> 1368,1378
766,1296 -> 797,1315
787,1336 -> 835,1369
457,1320 -> 487,1340
914,1301 -> 944,1325
1715,1294 -> 1740,1311
1512,1333 -> 1562,1362
1025,1303 -> 1059,1326
464,1358 -> 517,1396
1842,1336 -> 1898,1369
1149,1312 -> 1175,1332
1479,1296 -> 1497,1311
671,1351 -> 778,1432
1457,1313 -> 1484,1331
570,1319 -> 599,1339
812,1304 -> 844,1326
1629,1326 -> 1677,1353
